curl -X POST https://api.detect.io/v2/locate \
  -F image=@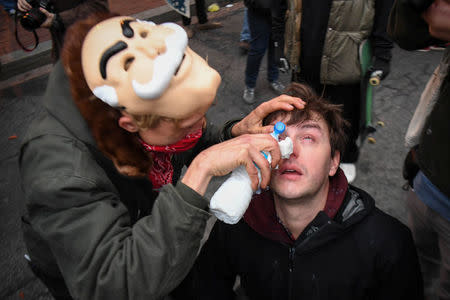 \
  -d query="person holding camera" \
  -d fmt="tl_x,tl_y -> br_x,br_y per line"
17,0 -> 108,61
